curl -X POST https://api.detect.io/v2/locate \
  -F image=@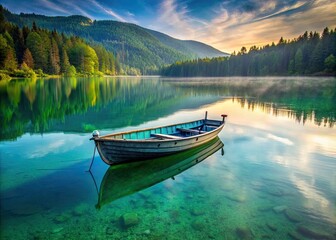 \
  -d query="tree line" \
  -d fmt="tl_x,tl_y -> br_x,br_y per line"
0,6 -> 121,79
161,28 -> 336,77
